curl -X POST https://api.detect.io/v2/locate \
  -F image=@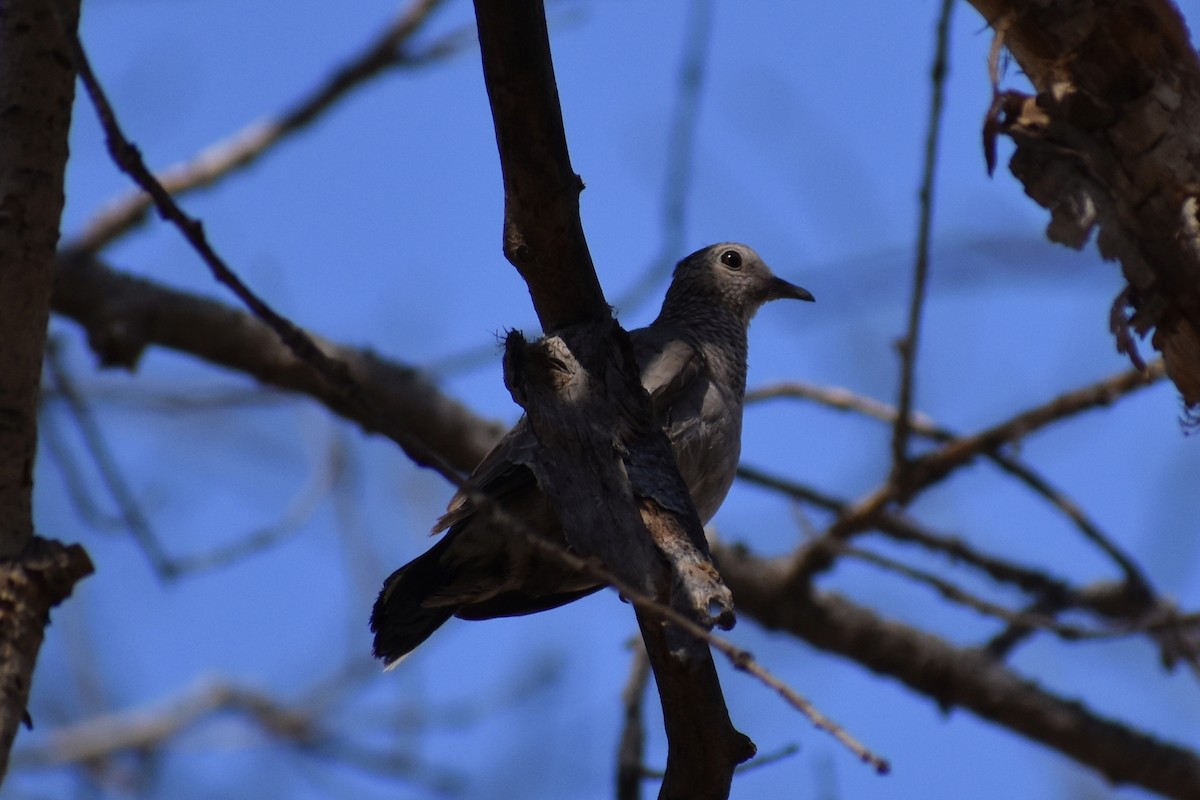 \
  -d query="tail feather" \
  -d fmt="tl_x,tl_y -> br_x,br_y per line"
370,542 -> 458,666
